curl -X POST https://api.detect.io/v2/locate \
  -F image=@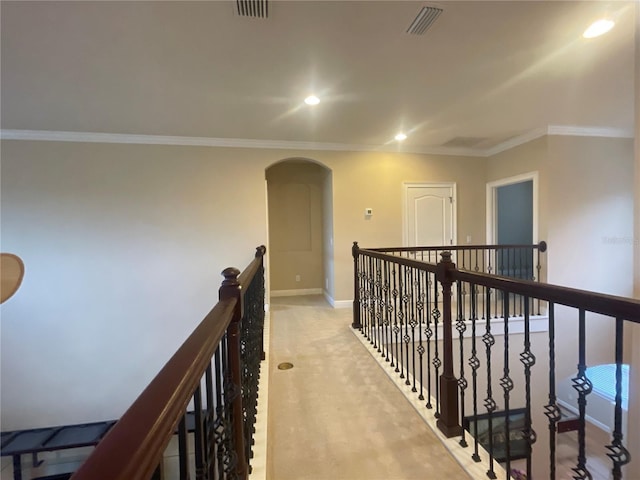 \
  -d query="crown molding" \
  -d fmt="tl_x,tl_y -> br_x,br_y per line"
546,125 -> 634,138
0,129 -> 484,157
1,125 -> 633,158
483,127 -> 548,157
